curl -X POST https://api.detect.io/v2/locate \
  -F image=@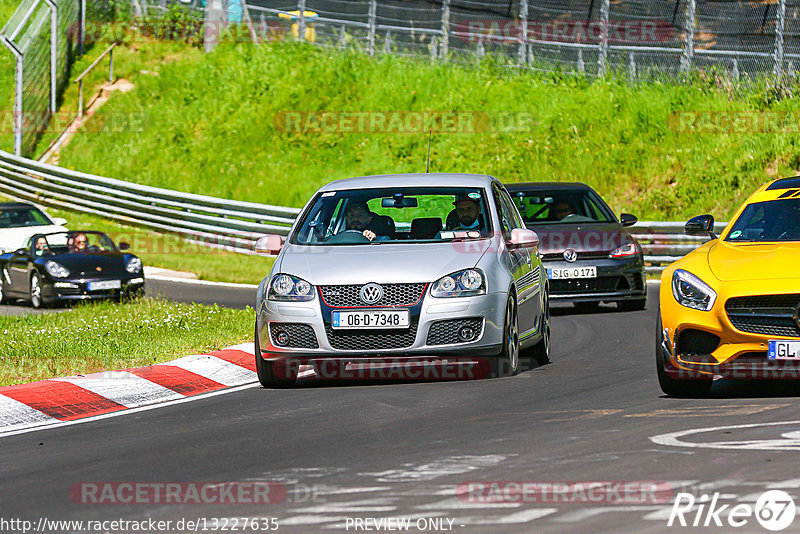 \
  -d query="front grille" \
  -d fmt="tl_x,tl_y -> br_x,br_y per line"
550,276 -> 627,294
269,323 -> 319,348
324,321 -> 419,351
726,294 -> 800,337
319,283 -> 427,308
542,251 -> 609,261
426,318 -> 483,346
